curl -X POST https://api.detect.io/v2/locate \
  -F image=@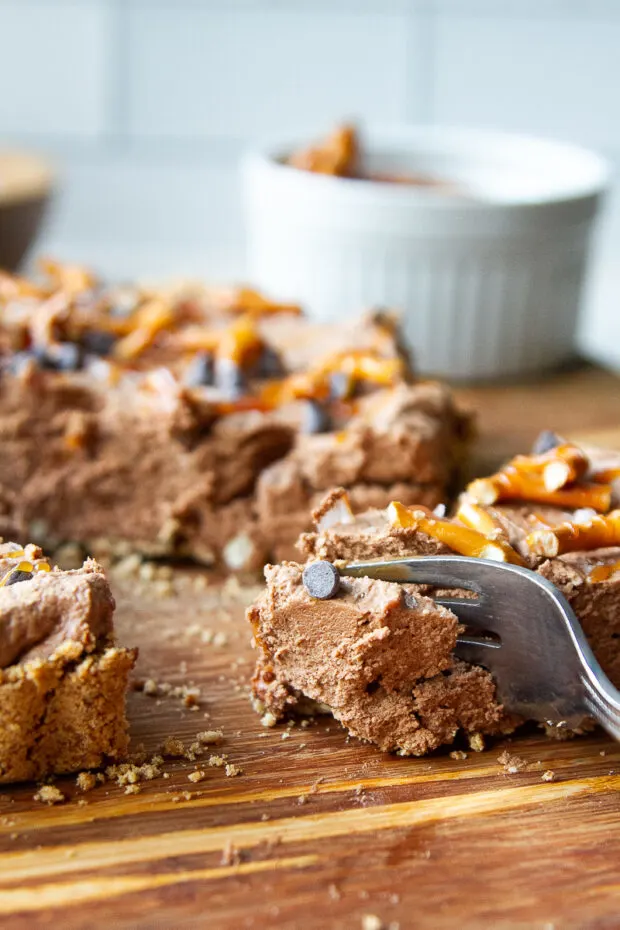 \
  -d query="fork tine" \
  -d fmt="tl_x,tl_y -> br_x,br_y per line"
454,641 -> 497,667
342,556 -> 492,593
434,597 -> 485,628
